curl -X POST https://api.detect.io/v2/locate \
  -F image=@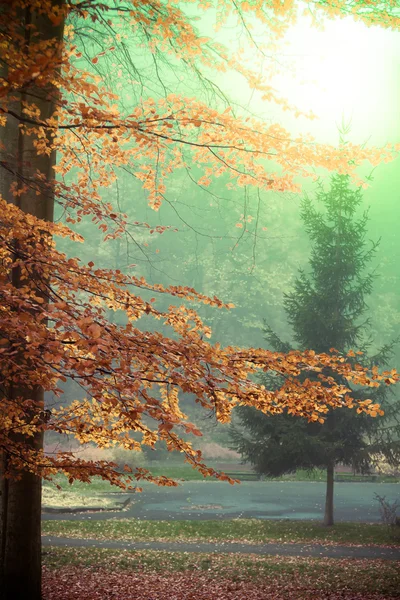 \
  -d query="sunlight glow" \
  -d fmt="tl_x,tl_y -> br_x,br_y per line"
273,16 -> 400,143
